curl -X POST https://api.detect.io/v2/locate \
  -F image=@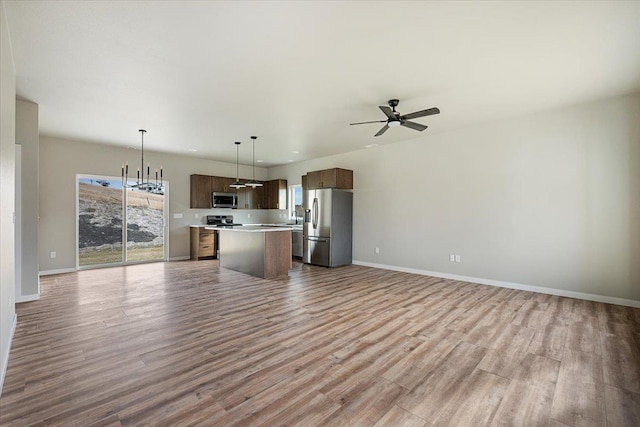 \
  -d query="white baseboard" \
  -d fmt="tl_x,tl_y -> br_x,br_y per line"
169,256 -> 191,261
0,313 -> 17,398
352,260 -> 640,308
16,294 -> 39,303
39,268 -> 76,276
